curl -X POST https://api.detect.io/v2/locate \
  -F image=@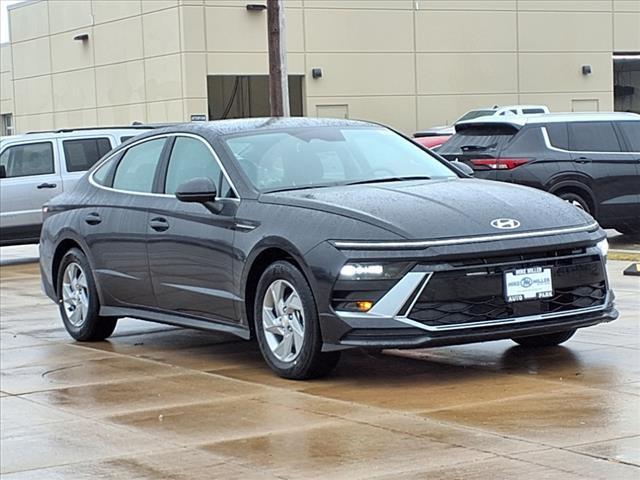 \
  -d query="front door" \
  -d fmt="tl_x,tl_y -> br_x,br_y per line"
147,135 -> 240,322
0,140 -> 62,243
